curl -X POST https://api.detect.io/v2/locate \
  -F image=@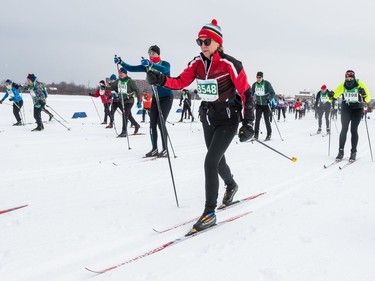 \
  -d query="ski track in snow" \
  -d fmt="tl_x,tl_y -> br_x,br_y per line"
1,94 -> 375,281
